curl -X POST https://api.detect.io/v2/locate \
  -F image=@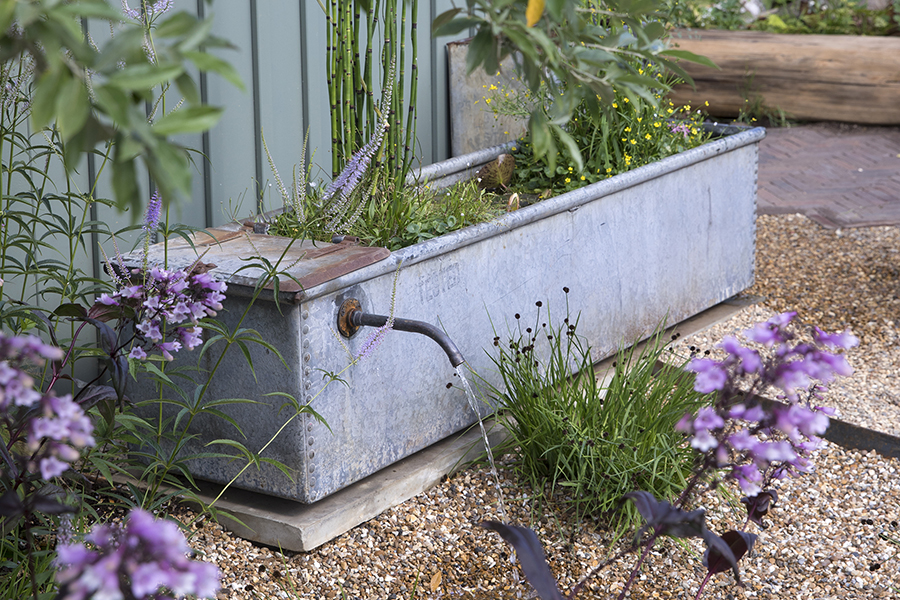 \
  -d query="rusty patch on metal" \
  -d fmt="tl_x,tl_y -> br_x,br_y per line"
129,227 -> 390,298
